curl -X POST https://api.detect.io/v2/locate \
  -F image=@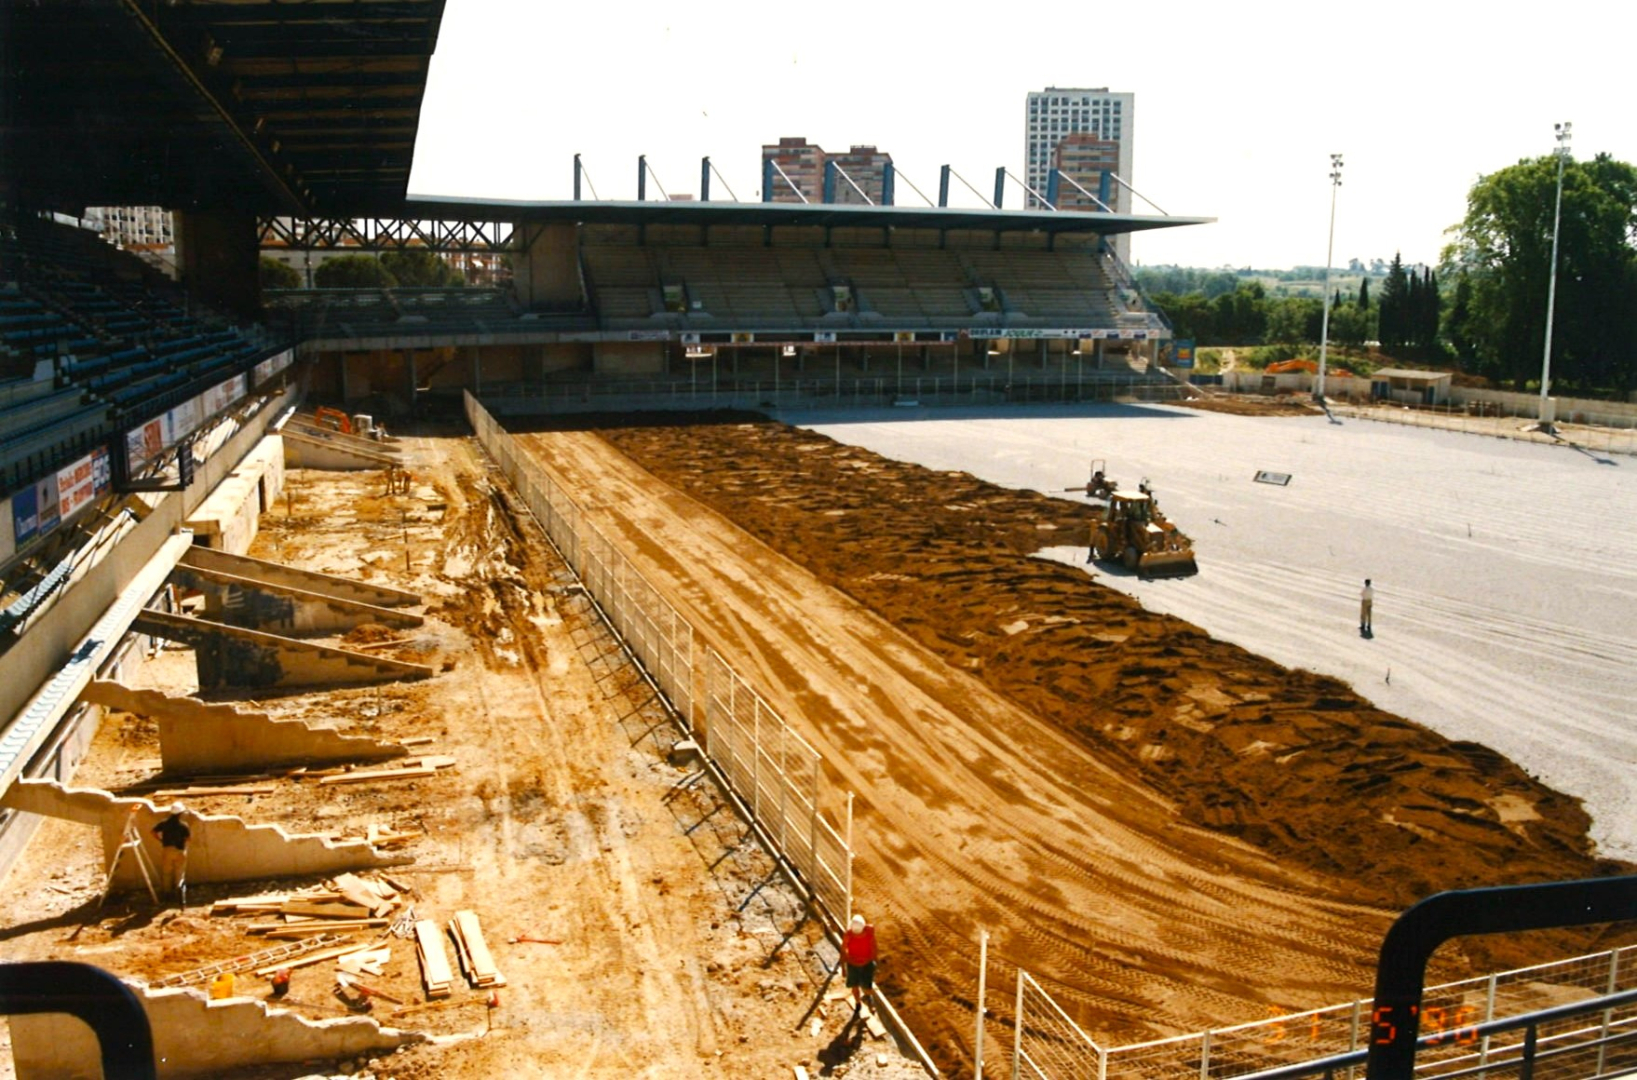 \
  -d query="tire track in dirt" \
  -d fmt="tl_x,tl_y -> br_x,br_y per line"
510,426 -> 1400,1071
